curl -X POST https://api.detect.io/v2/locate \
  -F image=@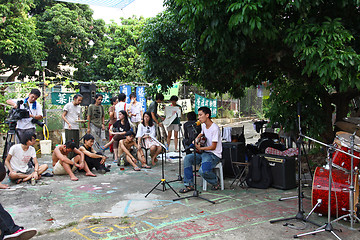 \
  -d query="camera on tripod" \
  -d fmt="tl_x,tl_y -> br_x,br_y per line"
6,100 -> 44,128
